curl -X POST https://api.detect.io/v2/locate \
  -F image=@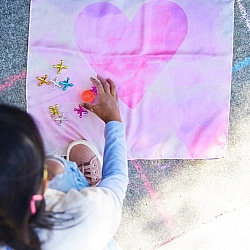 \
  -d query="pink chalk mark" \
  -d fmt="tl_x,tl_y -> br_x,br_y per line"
133,161 -> 174,233
236,0 -> 250,31
158,163 -> 172,170
0,70 -> 27,92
